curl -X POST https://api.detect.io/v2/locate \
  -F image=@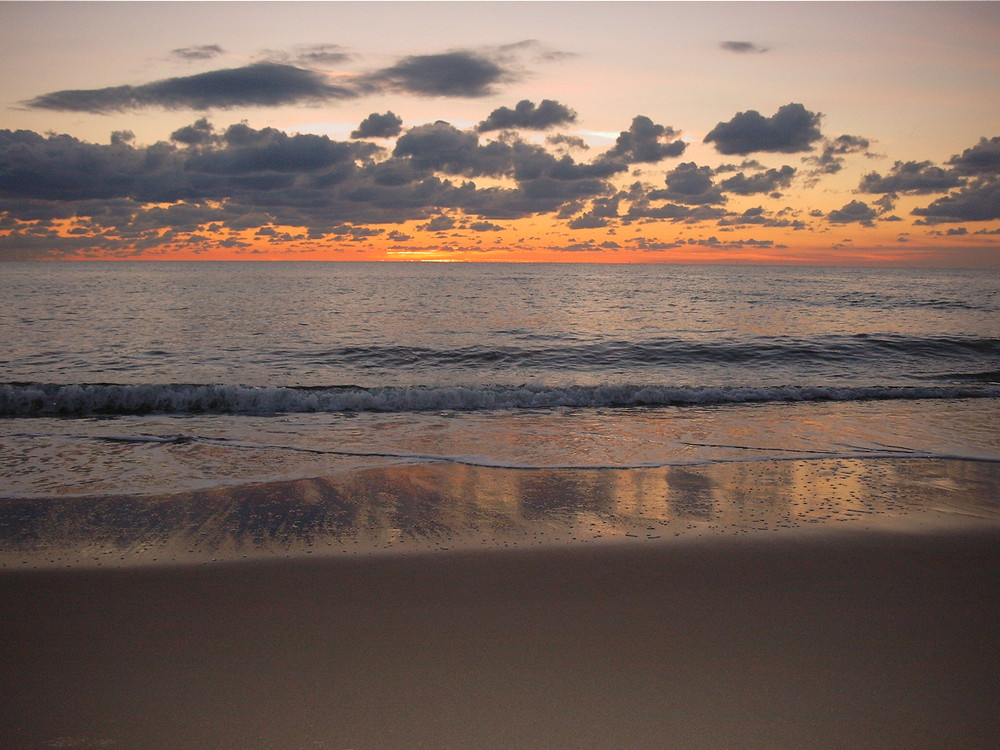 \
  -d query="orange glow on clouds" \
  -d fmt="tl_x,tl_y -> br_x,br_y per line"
2,2 -> 999,267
